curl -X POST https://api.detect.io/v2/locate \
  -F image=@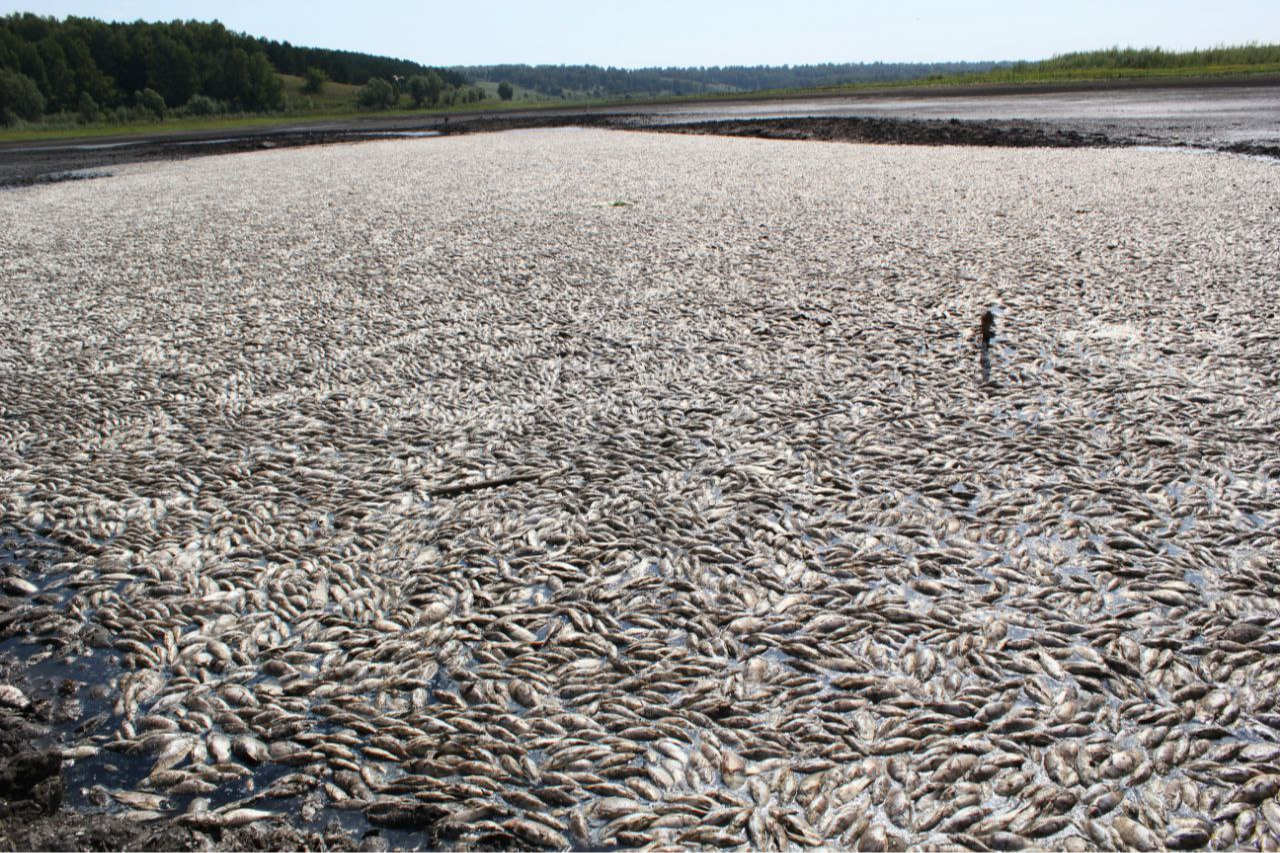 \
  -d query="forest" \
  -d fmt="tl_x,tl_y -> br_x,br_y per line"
457,61 -> 1009,99
0,13 -> 465,123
